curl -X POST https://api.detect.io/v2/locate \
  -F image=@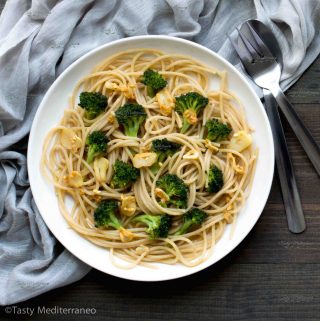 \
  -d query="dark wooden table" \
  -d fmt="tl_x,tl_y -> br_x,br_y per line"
1,2 -> 320,321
